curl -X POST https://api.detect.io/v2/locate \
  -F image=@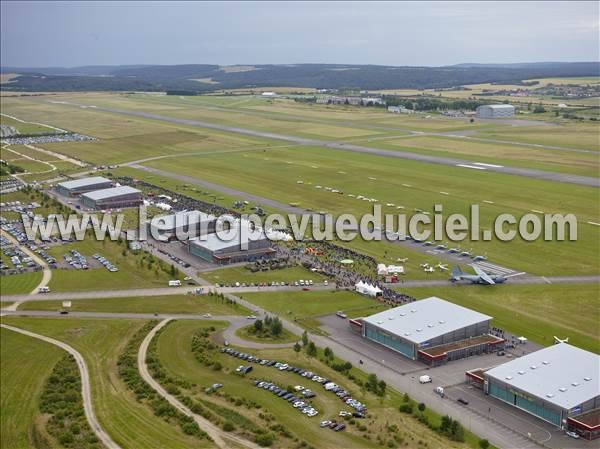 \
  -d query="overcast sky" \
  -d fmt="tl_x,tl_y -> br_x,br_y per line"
1,1 -> 598,67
